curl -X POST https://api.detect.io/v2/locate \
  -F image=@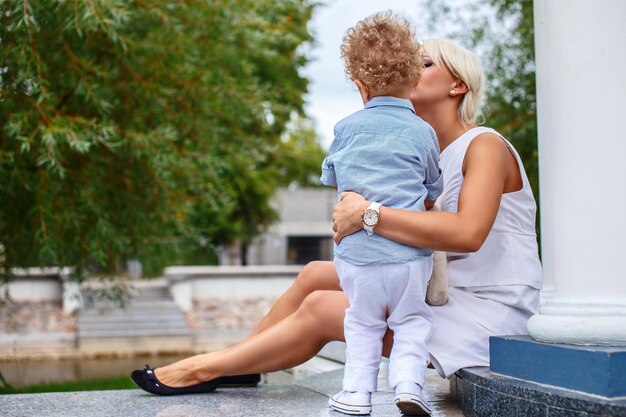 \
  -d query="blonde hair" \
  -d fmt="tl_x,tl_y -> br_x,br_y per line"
341,11 -> 422,97
423,39 -> 485,125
